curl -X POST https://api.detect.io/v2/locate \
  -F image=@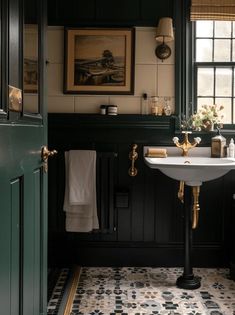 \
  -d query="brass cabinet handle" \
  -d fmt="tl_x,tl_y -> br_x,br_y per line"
41,145 -> 57,172
128,144 -> 138,177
